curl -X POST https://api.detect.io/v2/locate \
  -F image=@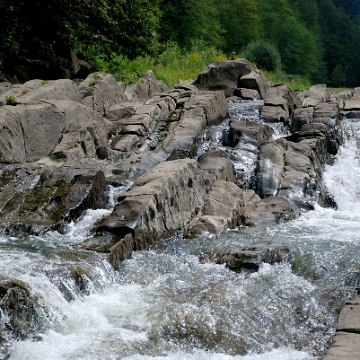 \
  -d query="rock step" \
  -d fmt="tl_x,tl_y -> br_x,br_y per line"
323,285 -> 360,359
